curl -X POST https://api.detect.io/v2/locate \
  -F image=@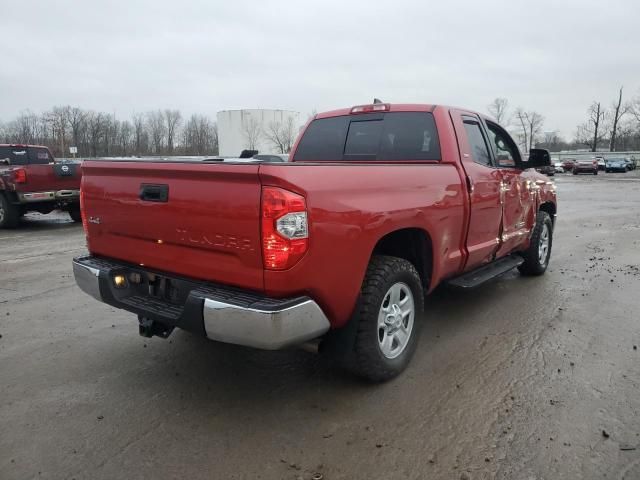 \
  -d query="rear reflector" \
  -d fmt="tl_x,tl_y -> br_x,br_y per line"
351,103 -> 390,114
80,189 -> 88,235
261,187 -> 308,270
